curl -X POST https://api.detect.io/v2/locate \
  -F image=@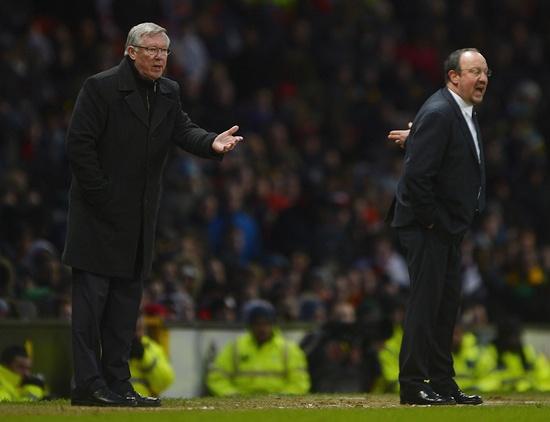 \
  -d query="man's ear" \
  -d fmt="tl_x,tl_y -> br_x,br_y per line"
127,47 -> 137,60
448,69 -> 460,85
